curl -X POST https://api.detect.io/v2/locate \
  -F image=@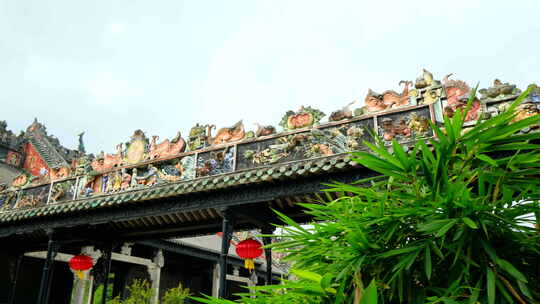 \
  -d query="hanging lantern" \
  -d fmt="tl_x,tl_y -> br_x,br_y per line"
68,254 -> 93,280
235,238 -> 263,272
